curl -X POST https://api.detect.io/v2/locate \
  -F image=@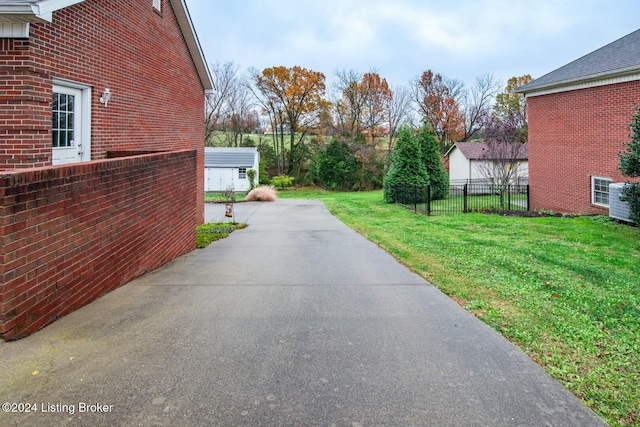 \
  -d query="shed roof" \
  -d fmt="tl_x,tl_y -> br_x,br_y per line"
204,147 -> 258,168
447,142 -> 528,161
517,28 -> 640,96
